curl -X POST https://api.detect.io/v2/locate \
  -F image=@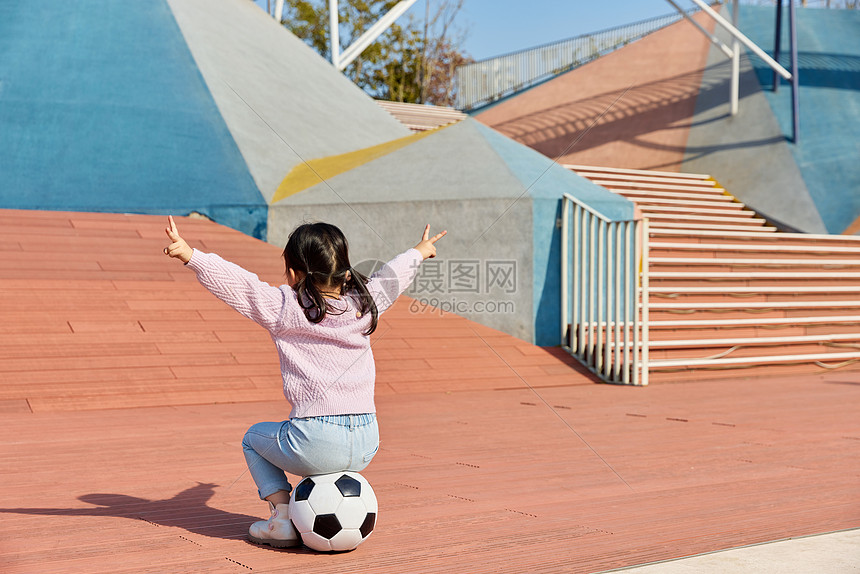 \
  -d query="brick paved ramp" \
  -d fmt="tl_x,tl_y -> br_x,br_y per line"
1,210 -> 857,573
